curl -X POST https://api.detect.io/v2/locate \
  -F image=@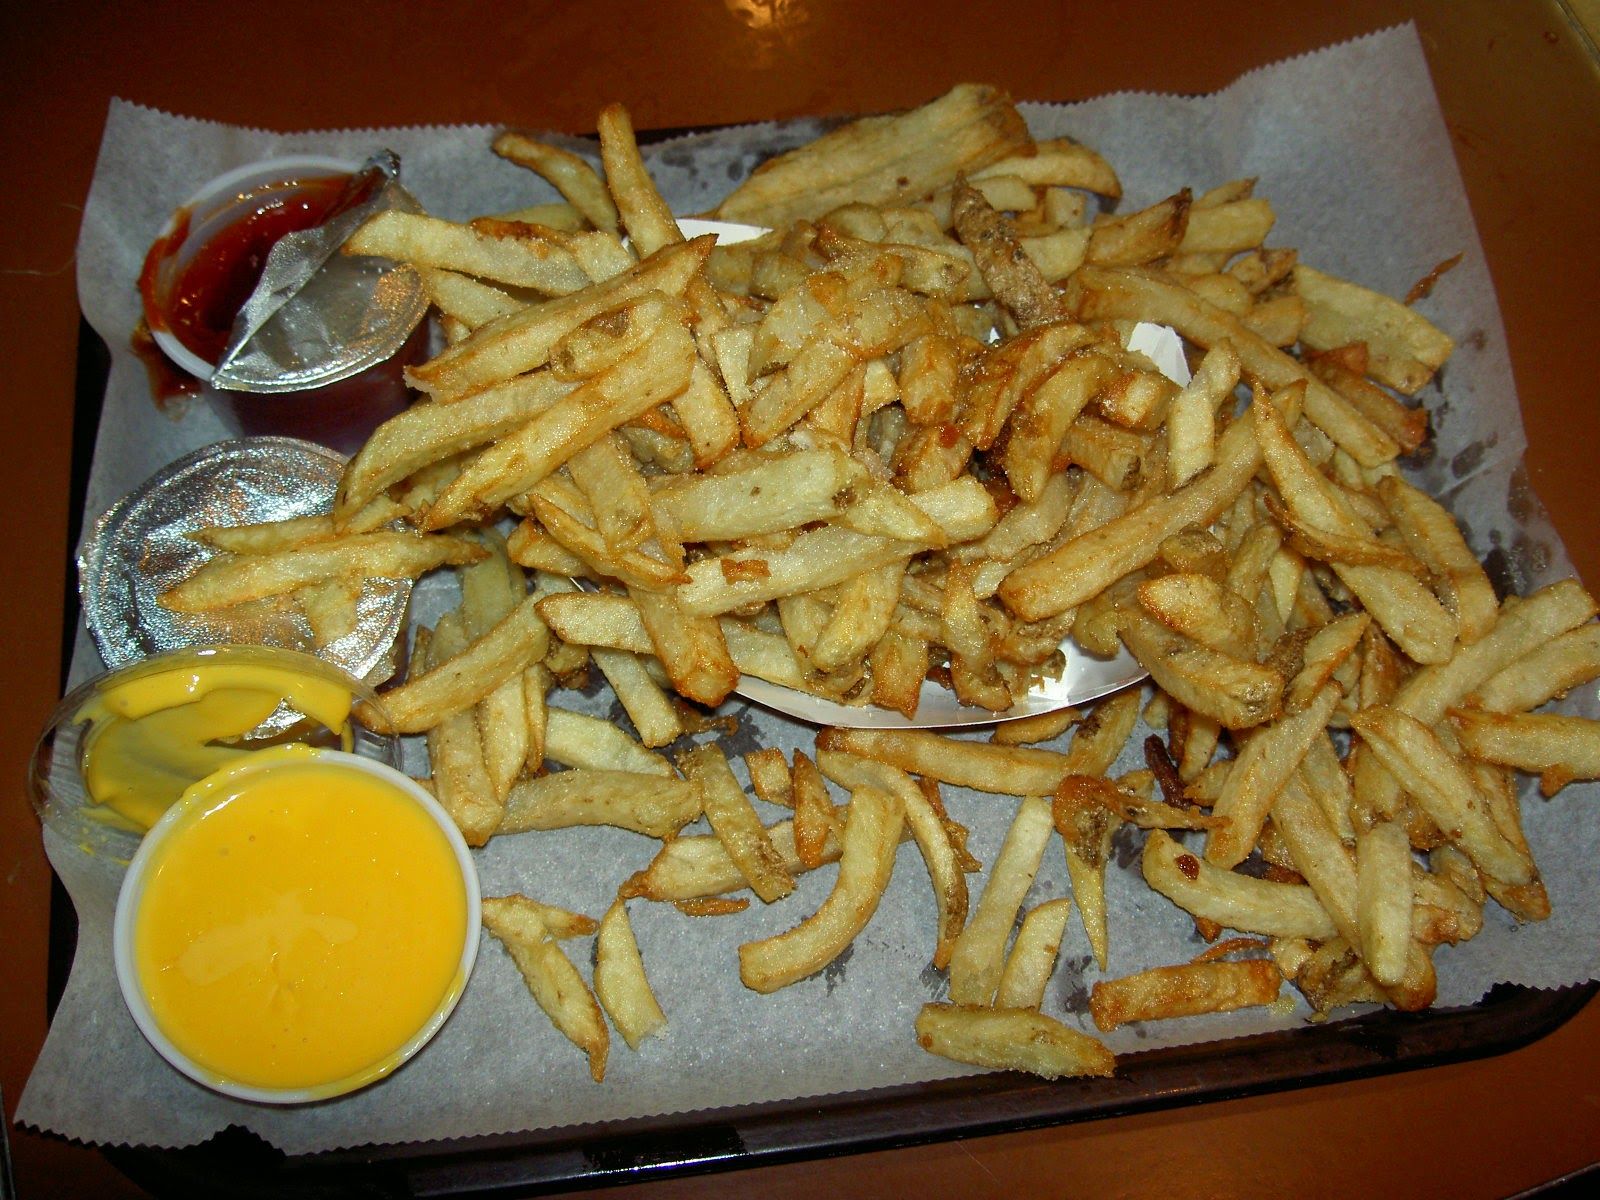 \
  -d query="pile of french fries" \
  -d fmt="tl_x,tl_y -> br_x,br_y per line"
156,84 -> 1600,1082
